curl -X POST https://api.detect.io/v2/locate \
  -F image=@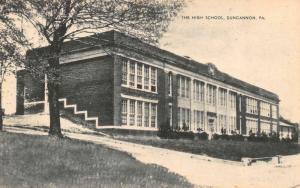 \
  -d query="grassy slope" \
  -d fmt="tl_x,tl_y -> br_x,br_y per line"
118,137 -> 300,161
0,132 -> 193,188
